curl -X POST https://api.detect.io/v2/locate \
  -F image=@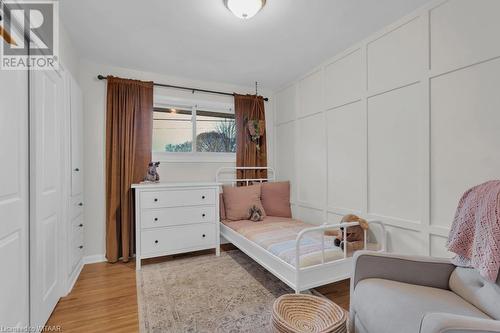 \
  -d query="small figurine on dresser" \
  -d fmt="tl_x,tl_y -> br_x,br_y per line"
144,162 -> 160,183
